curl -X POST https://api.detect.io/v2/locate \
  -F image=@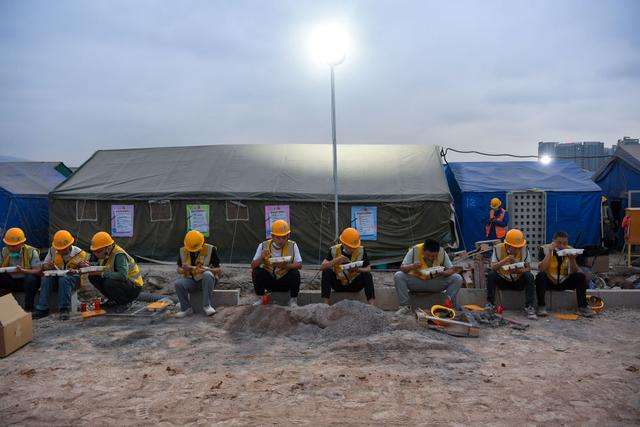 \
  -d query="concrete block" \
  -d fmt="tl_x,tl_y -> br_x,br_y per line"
297,290 -> 321,306
267,291 -> 290,306
408,291 -> 447,310
587,289 -> 640,308
297,287 -> 399,310
329,291 -> 367,304
11,290 -> 78,313
188,289 -> 239,314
